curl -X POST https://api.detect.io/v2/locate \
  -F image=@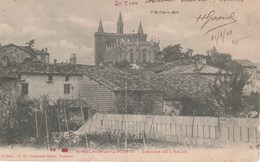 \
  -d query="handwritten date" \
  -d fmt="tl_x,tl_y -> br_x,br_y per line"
211,29 -> 232,44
